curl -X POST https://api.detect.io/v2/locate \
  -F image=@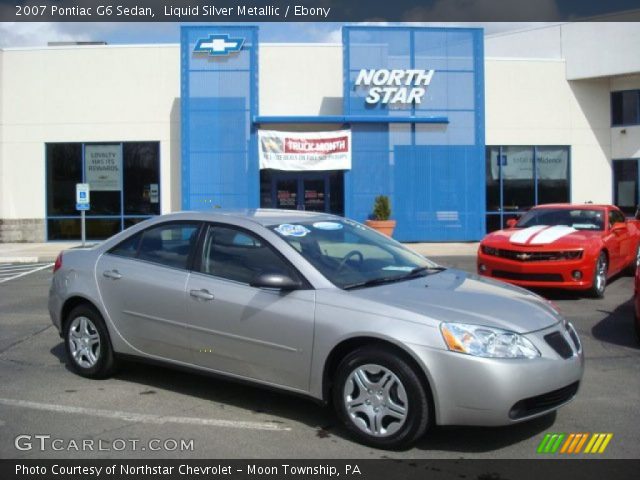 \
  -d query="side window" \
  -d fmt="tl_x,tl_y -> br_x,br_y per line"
136,223 -> 200,269
200,225 -> 300,285
109,232 -> 142,258
609,210 -> 625,228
